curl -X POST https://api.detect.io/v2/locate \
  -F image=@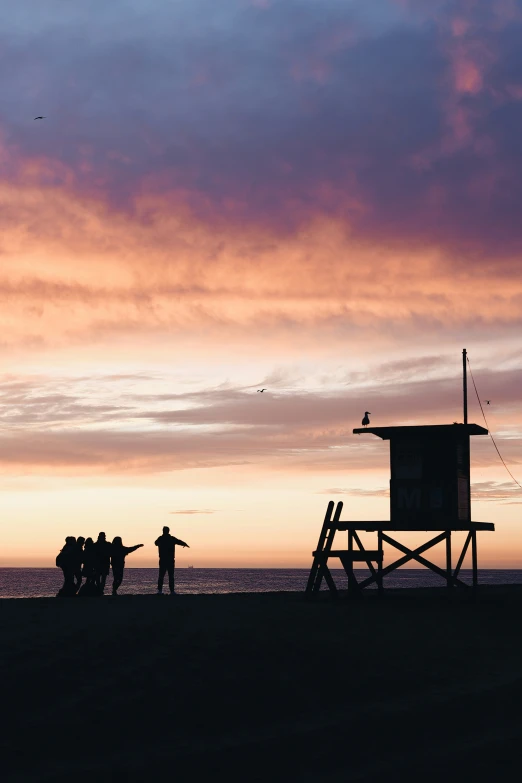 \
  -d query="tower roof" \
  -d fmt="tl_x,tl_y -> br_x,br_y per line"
352,423 -> 488,440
